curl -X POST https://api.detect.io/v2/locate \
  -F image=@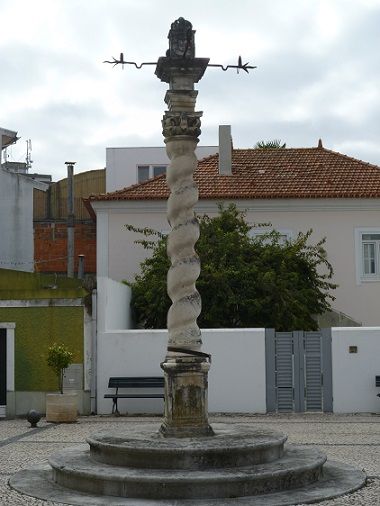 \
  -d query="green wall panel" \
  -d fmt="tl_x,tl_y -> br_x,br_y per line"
0,306 -> 83,391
